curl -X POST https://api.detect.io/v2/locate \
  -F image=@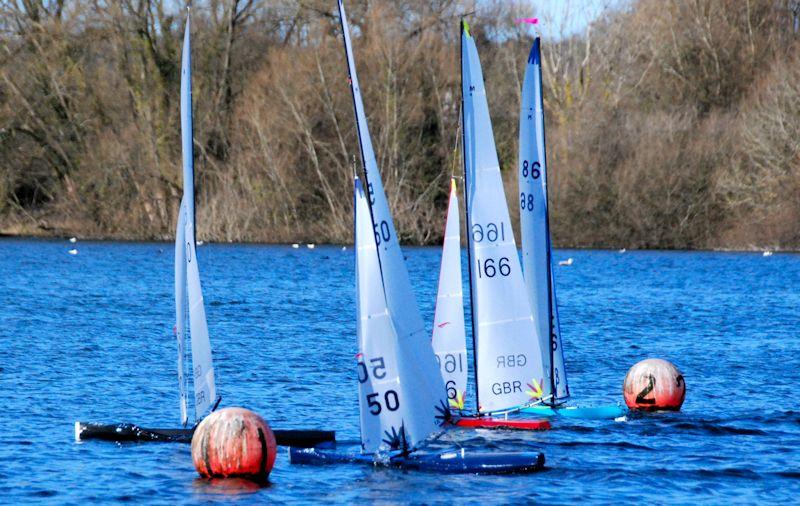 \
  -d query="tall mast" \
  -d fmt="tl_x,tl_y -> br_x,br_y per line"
460,19 -> 480,415
336,0 -> 390,293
